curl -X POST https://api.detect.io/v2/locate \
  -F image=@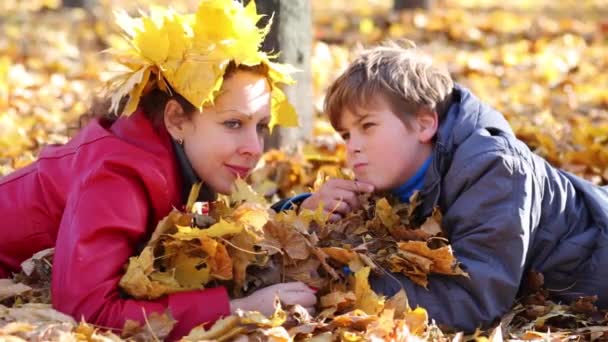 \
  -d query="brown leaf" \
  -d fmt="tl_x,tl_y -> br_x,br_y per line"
320,291 -> 356,311
263,220 -> 310,260
121,311 -> 176,342
398,241 -> 468,277
285,258 -> 326,289
181,316 -> 244,341
0,280 -> 32,302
